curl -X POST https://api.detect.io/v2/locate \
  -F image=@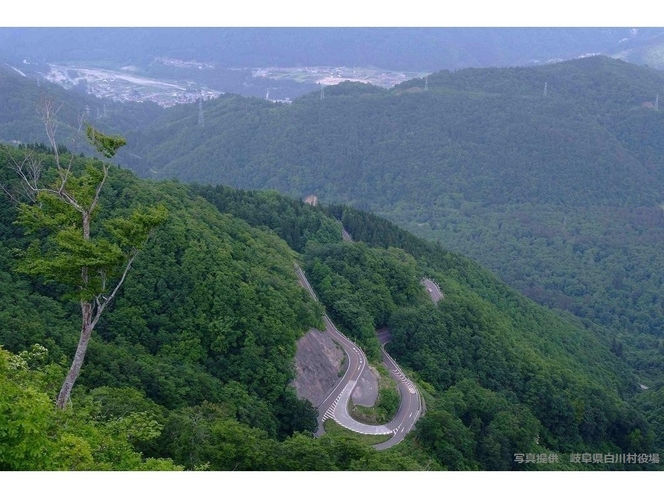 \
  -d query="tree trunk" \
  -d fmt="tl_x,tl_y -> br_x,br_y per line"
55,301 -> 93,409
